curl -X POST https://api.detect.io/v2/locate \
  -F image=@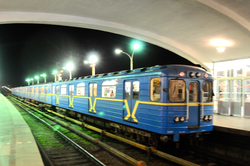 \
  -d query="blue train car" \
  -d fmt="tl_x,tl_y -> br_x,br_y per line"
12,65 -> 213,144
